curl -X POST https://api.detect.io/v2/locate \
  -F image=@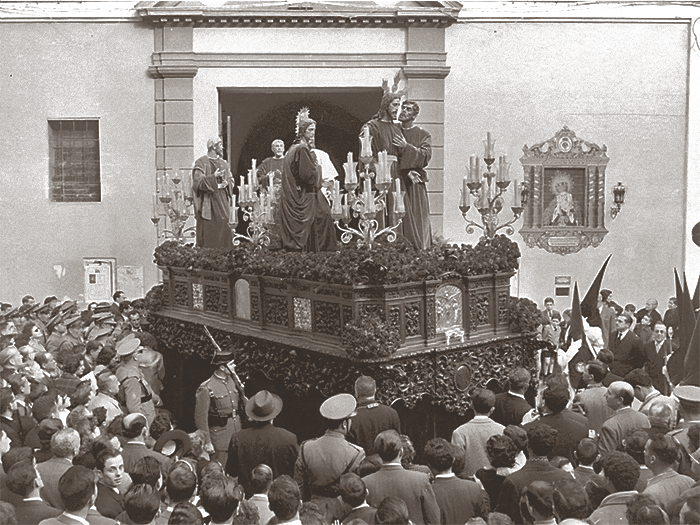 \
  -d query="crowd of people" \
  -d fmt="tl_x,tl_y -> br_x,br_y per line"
0,287 -> 698,525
